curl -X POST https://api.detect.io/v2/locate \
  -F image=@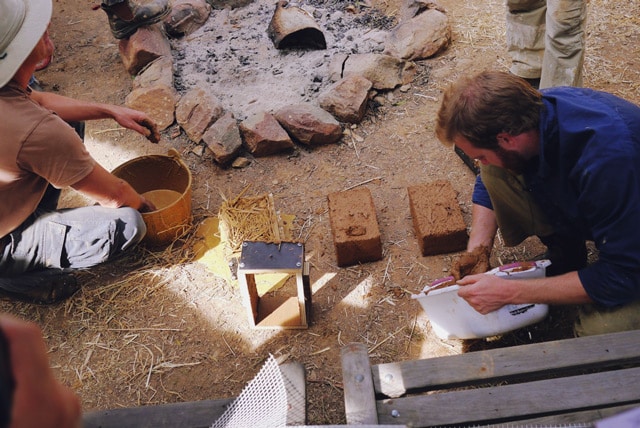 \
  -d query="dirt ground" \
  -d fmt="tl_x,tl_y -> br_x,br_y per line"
2,0 -> 640,425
